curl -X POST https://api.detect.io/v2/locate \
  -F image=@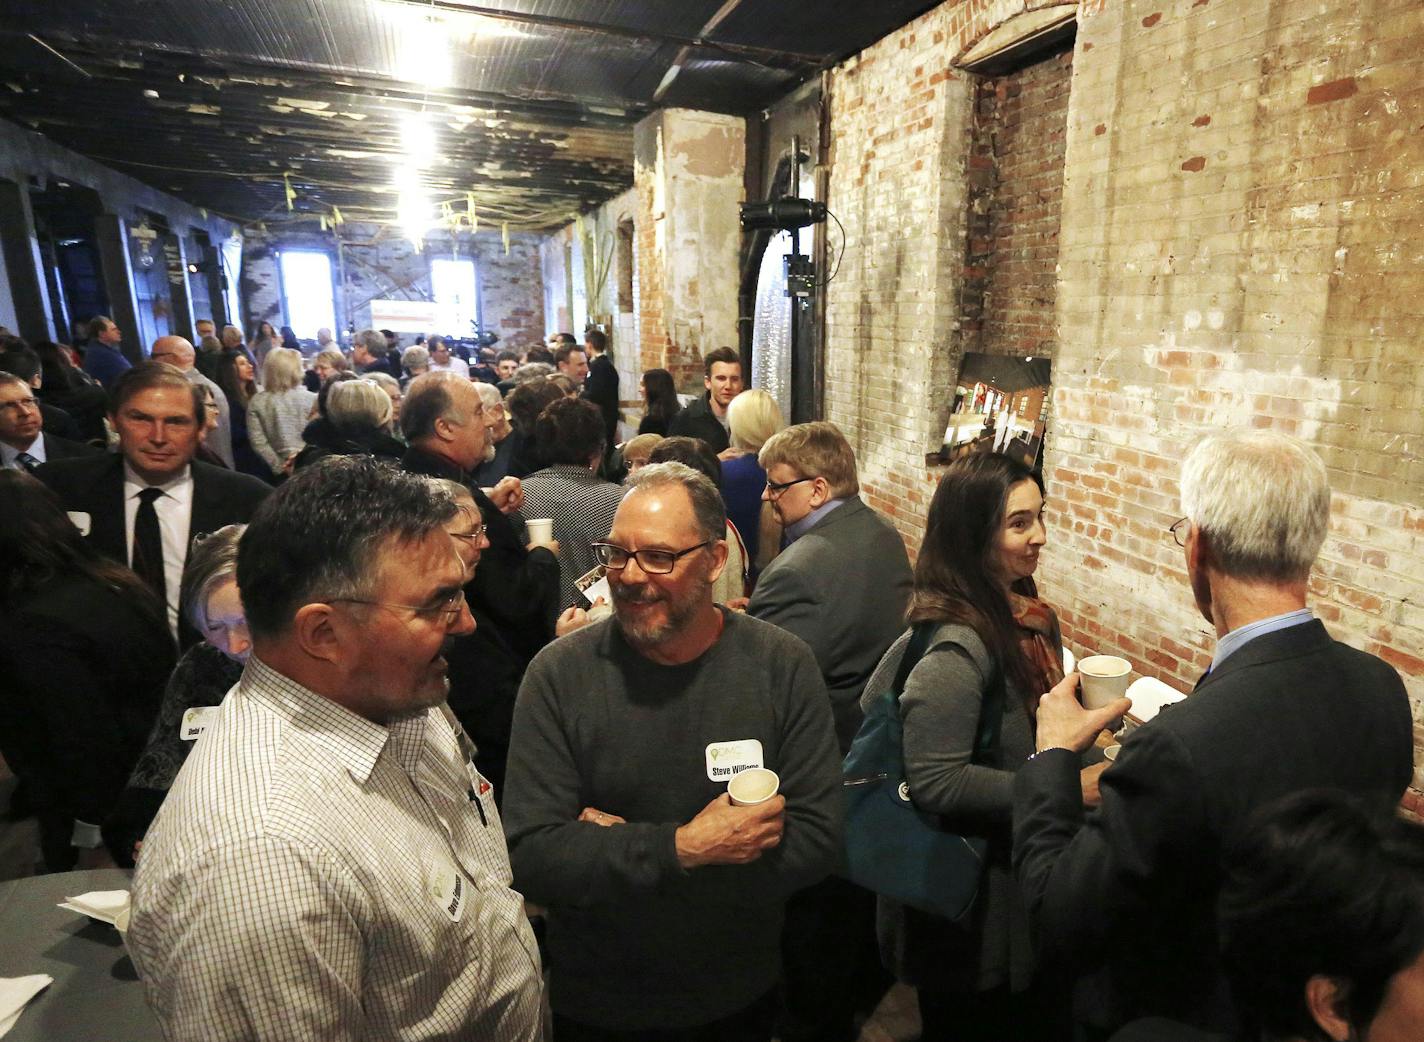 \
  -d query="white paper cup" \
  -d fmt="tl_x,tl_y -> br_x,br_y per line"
1103,744 -> 1121,762
727,767 -> 780,807
526,518 -> 554,545
586,601 -> 613,621
1078,655 -> 1132,710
